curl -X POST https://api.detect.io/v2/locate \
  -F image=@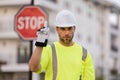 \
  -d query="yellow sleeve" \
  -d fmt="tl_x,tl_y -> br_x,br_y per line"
35,45 -> 51,74
82,51 -> 95,80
